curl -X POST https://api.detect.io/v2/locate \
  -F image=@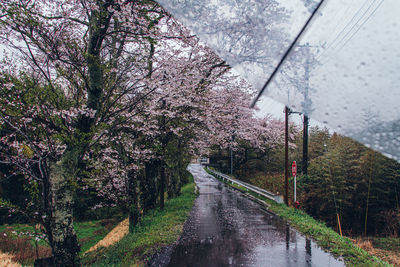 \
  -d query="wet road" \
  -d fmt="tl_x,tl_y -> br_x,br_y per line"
166,164 -> 345,267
